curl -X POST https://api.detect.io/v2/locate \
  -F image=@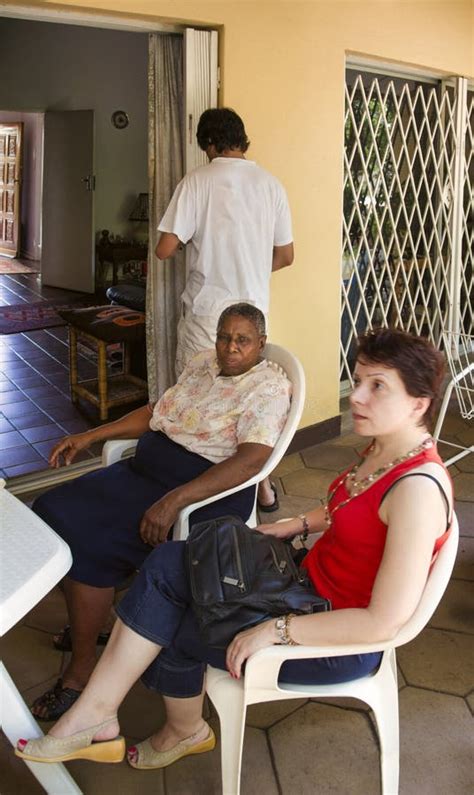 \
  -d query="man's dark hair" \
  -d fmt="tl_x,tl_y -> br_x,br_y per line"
217,303 -> 266,336
196,108 -> 250,154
